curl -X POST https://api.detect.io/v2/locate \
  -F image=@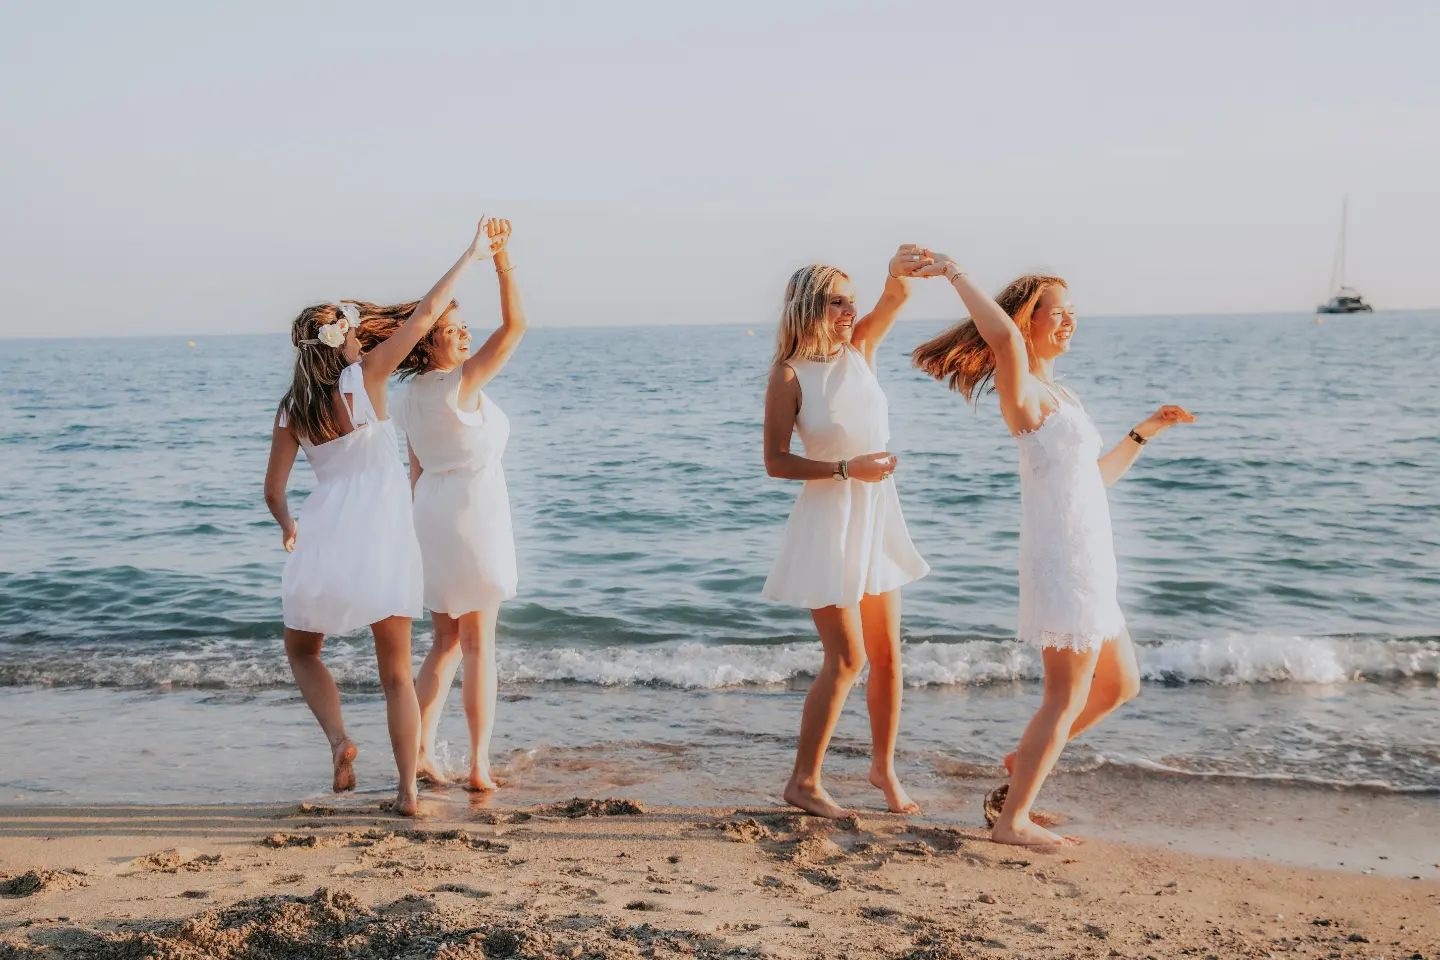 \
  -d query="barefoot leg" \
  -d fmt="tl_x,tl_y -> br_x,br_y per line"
284,629 -> 357,792
414,615 -> 462,784
1003,632 -> 1140,775
859,590 -> 919,814
371,616 -> 421,817
783,604 -> 864,819
992,643 -> 1102,846
457,607 -> 500,791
